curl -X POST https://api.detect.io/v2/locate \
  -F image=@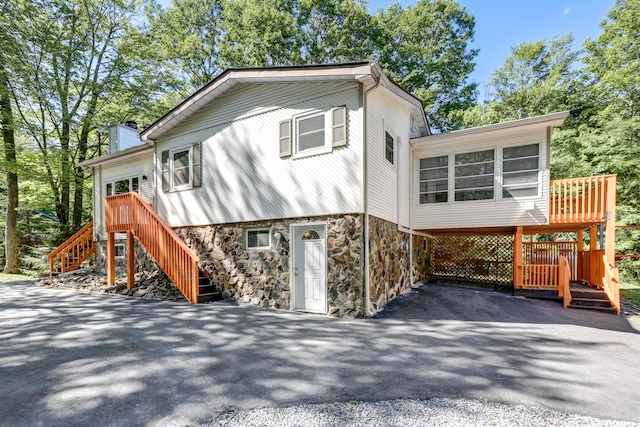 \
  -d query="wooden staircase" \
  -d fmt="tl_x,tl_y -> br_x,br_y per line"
198,271 -> 222,303
567,282 -> 618,314
48,222 -> 95,274
105,192 -> 220,304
